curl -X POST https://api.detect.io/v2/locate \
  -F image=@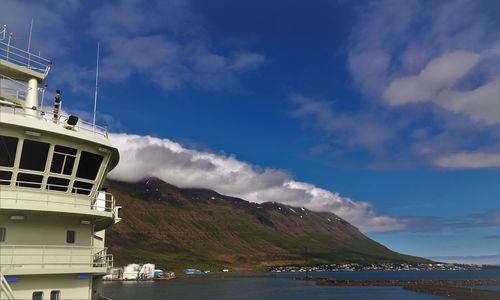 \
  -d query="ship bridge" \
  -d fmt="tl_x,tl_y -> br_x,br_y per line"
0,33 -> 120,226
0,27 -> 121,300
